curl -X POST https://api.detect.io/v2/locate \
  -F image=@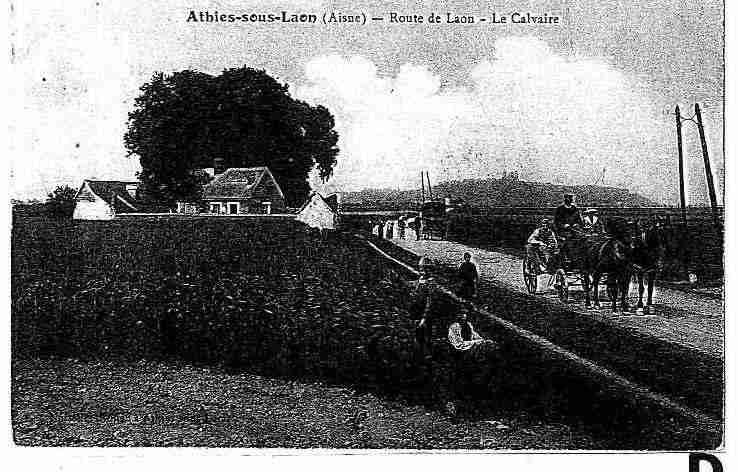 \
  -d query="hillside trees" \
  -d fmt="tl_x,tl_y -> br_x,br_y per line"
124,67 -> 339,206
